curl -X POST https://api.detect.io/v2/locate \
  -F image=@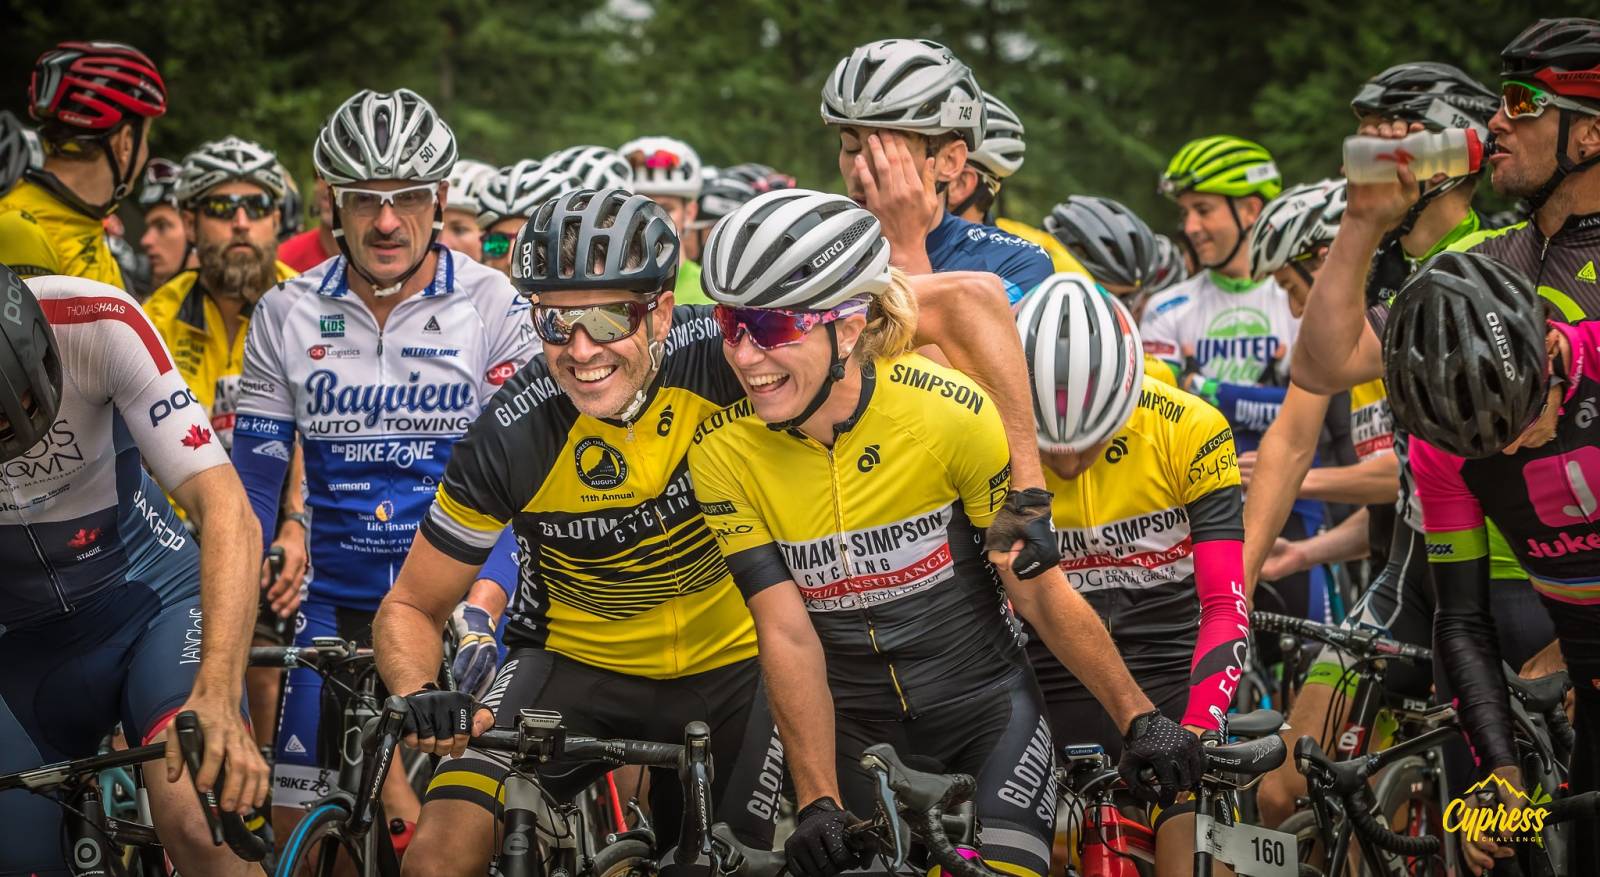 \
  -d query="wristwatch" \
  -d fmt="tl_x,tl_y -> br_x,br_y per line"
282,511 -> 311,534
